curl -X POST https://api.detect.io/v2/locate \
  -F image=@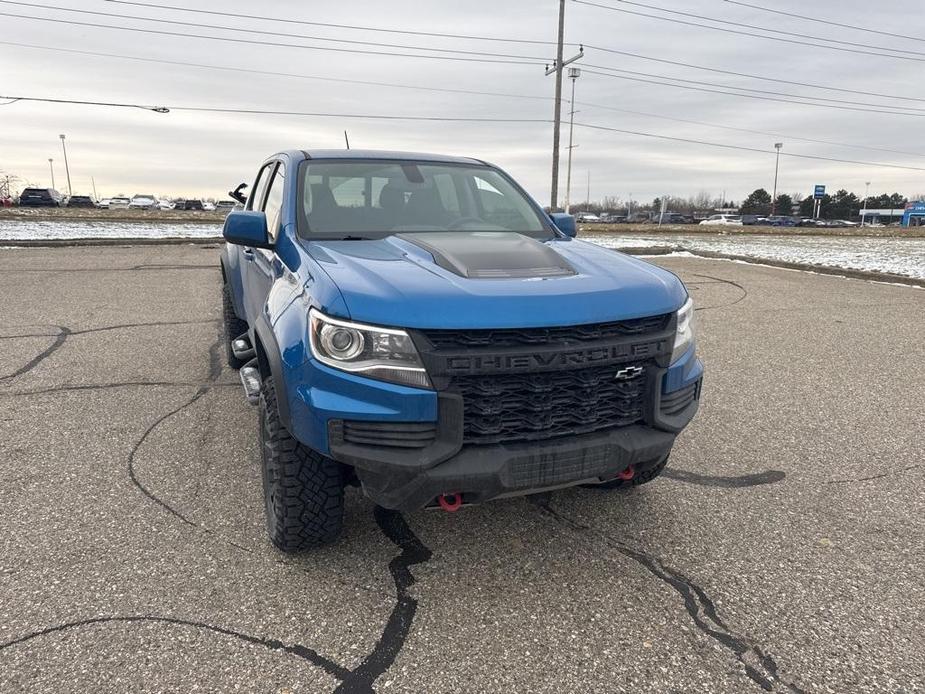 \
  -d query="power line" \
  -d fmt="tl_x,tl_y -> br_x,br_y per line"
582,68 -> 925,117
583,63 -> 925,113
573,0 -> 925,63
2,39 -> 916,159
582,45 -> 925,104
722,0 -> 925,45
0,95 -> 551,123
576,0 -> 925,57
573,101 -> 925,159
0,40 -> 554,103
0,95 -> 168,111
574,122 -> 925,172
101,0 -> 565,47
0,1 -> 549,62
0,11 -> 543,66
7,90 -> 924,172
